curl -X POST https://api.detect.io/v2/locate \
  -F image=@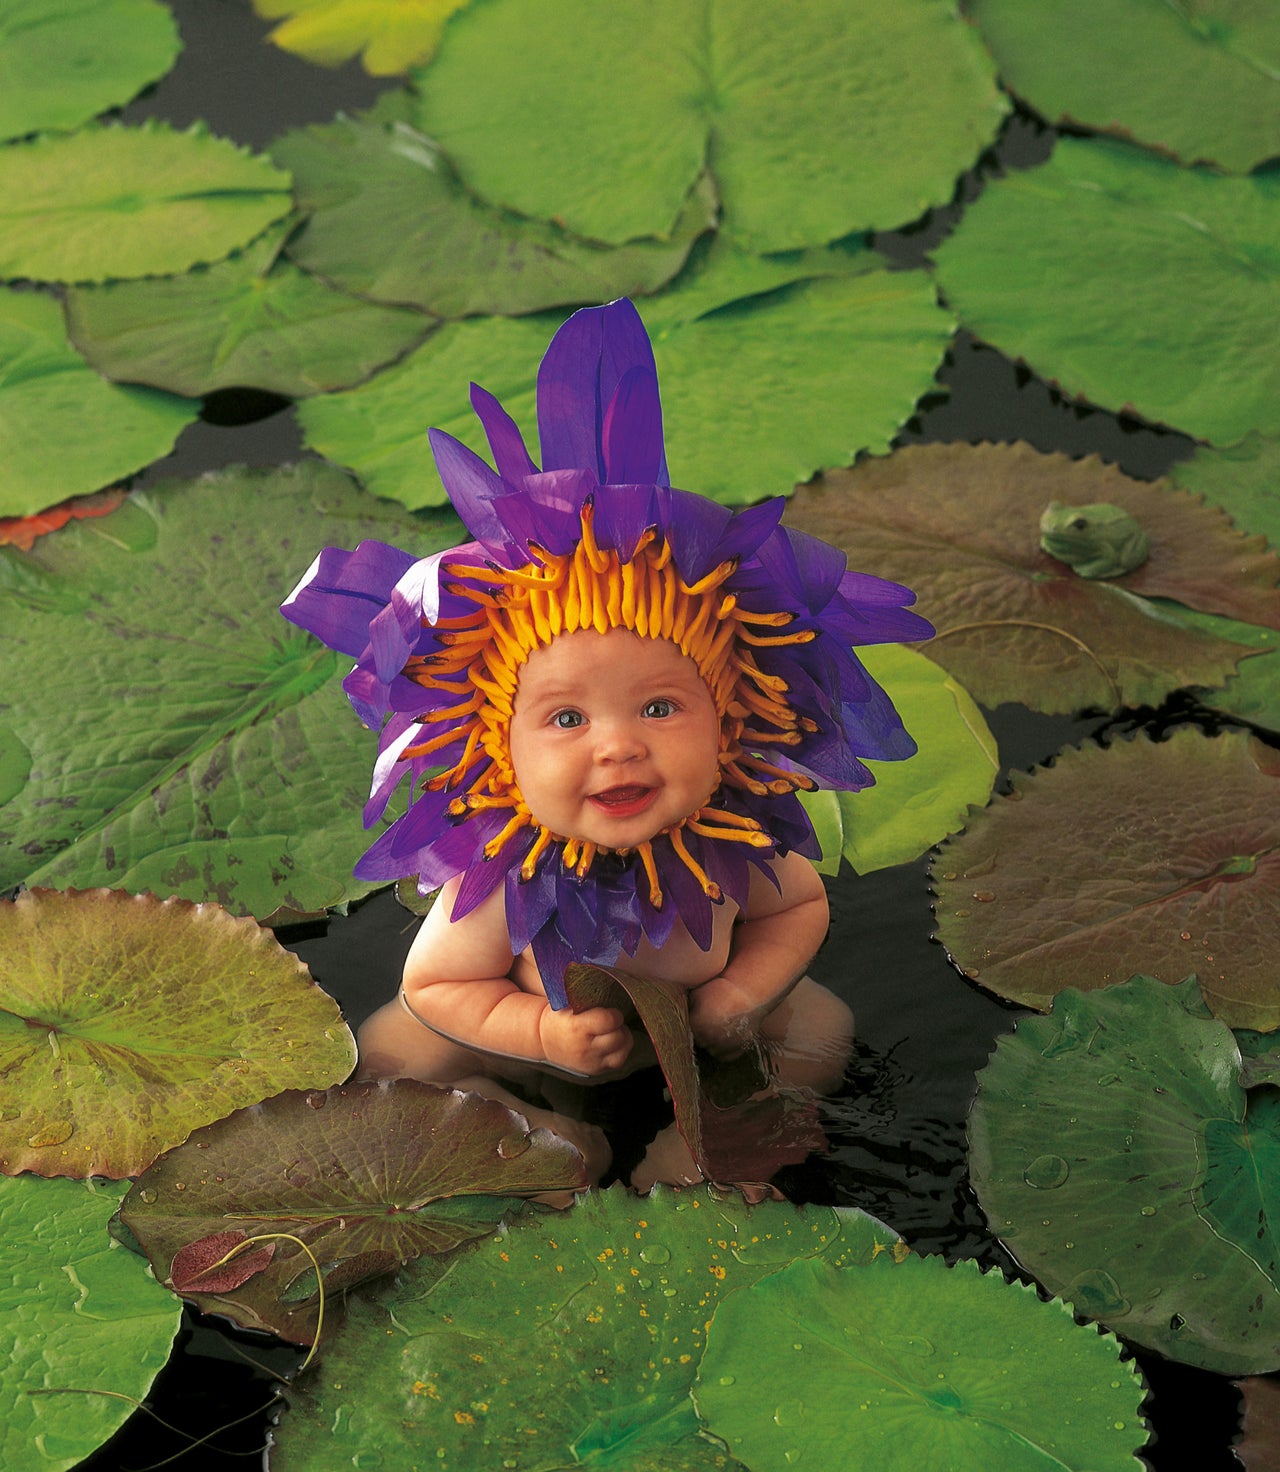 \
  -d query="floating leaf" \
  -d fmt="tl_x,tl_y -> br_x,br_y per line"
969,974 -> 1280,1375
933,728 -> 1280,1031
269,1184 -> 898,1469
0,0 -> 181,143
969,0 -> 1280,174
695,1254 -> 1147,1470
1,1176 -> 182,1472
64,218 -> 431,397
411,0 -> 1007,250
169,1230 -> 277,1293
786,442 -> 1274,713
0,488 -> 126,551
1169,432 -> 1280,548
932,137 -> 1280,446
253,0 -> 471,74
0,288 -> 194,519
120,1080 -> 583,1342
274,101 -> 717,317
800,643 -> 998,874
0,463 -> 463,918
0,119 -> 292,283
299,243 -> 953,507
0,888 -> 354,1178
1236,1375 -> 1280,1471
